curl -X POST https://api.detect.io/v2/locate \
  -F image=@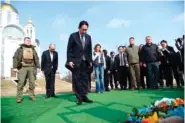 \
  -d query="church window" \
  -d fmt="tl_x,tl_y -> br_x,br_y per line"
7,12 -> 11,24
30,27 -> 32,37
27,29 -> 29,36
16,15 -> 19,24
